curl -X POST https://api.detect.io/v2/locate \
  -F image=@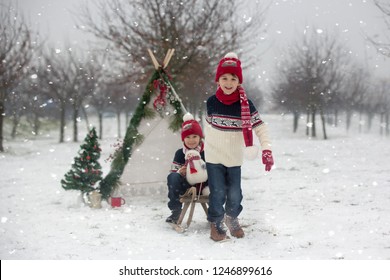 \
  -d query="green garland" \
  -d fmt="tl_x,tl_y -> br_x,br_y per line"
99,69 -> 184,199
